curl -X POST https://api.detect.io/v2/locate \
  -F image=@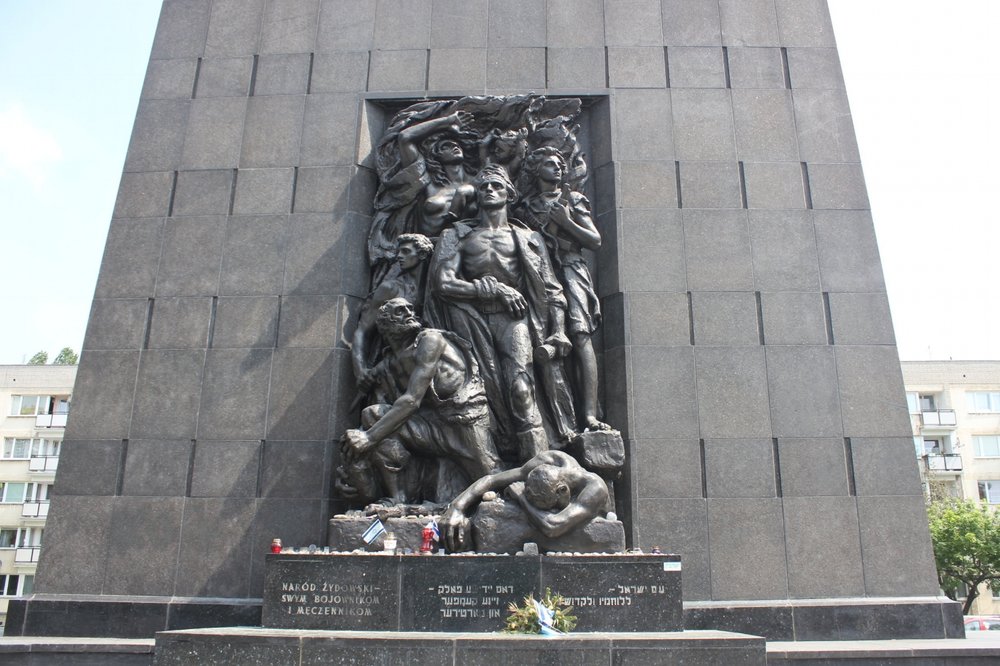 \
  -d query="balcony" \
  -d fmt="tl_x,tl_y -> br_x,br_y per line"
28,456 -> 59,473
21,501 -> 49,519
14,546 -> 40,564
920,410 -> 957,428
34,413 -> 67,428
924,453 -> 963,473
